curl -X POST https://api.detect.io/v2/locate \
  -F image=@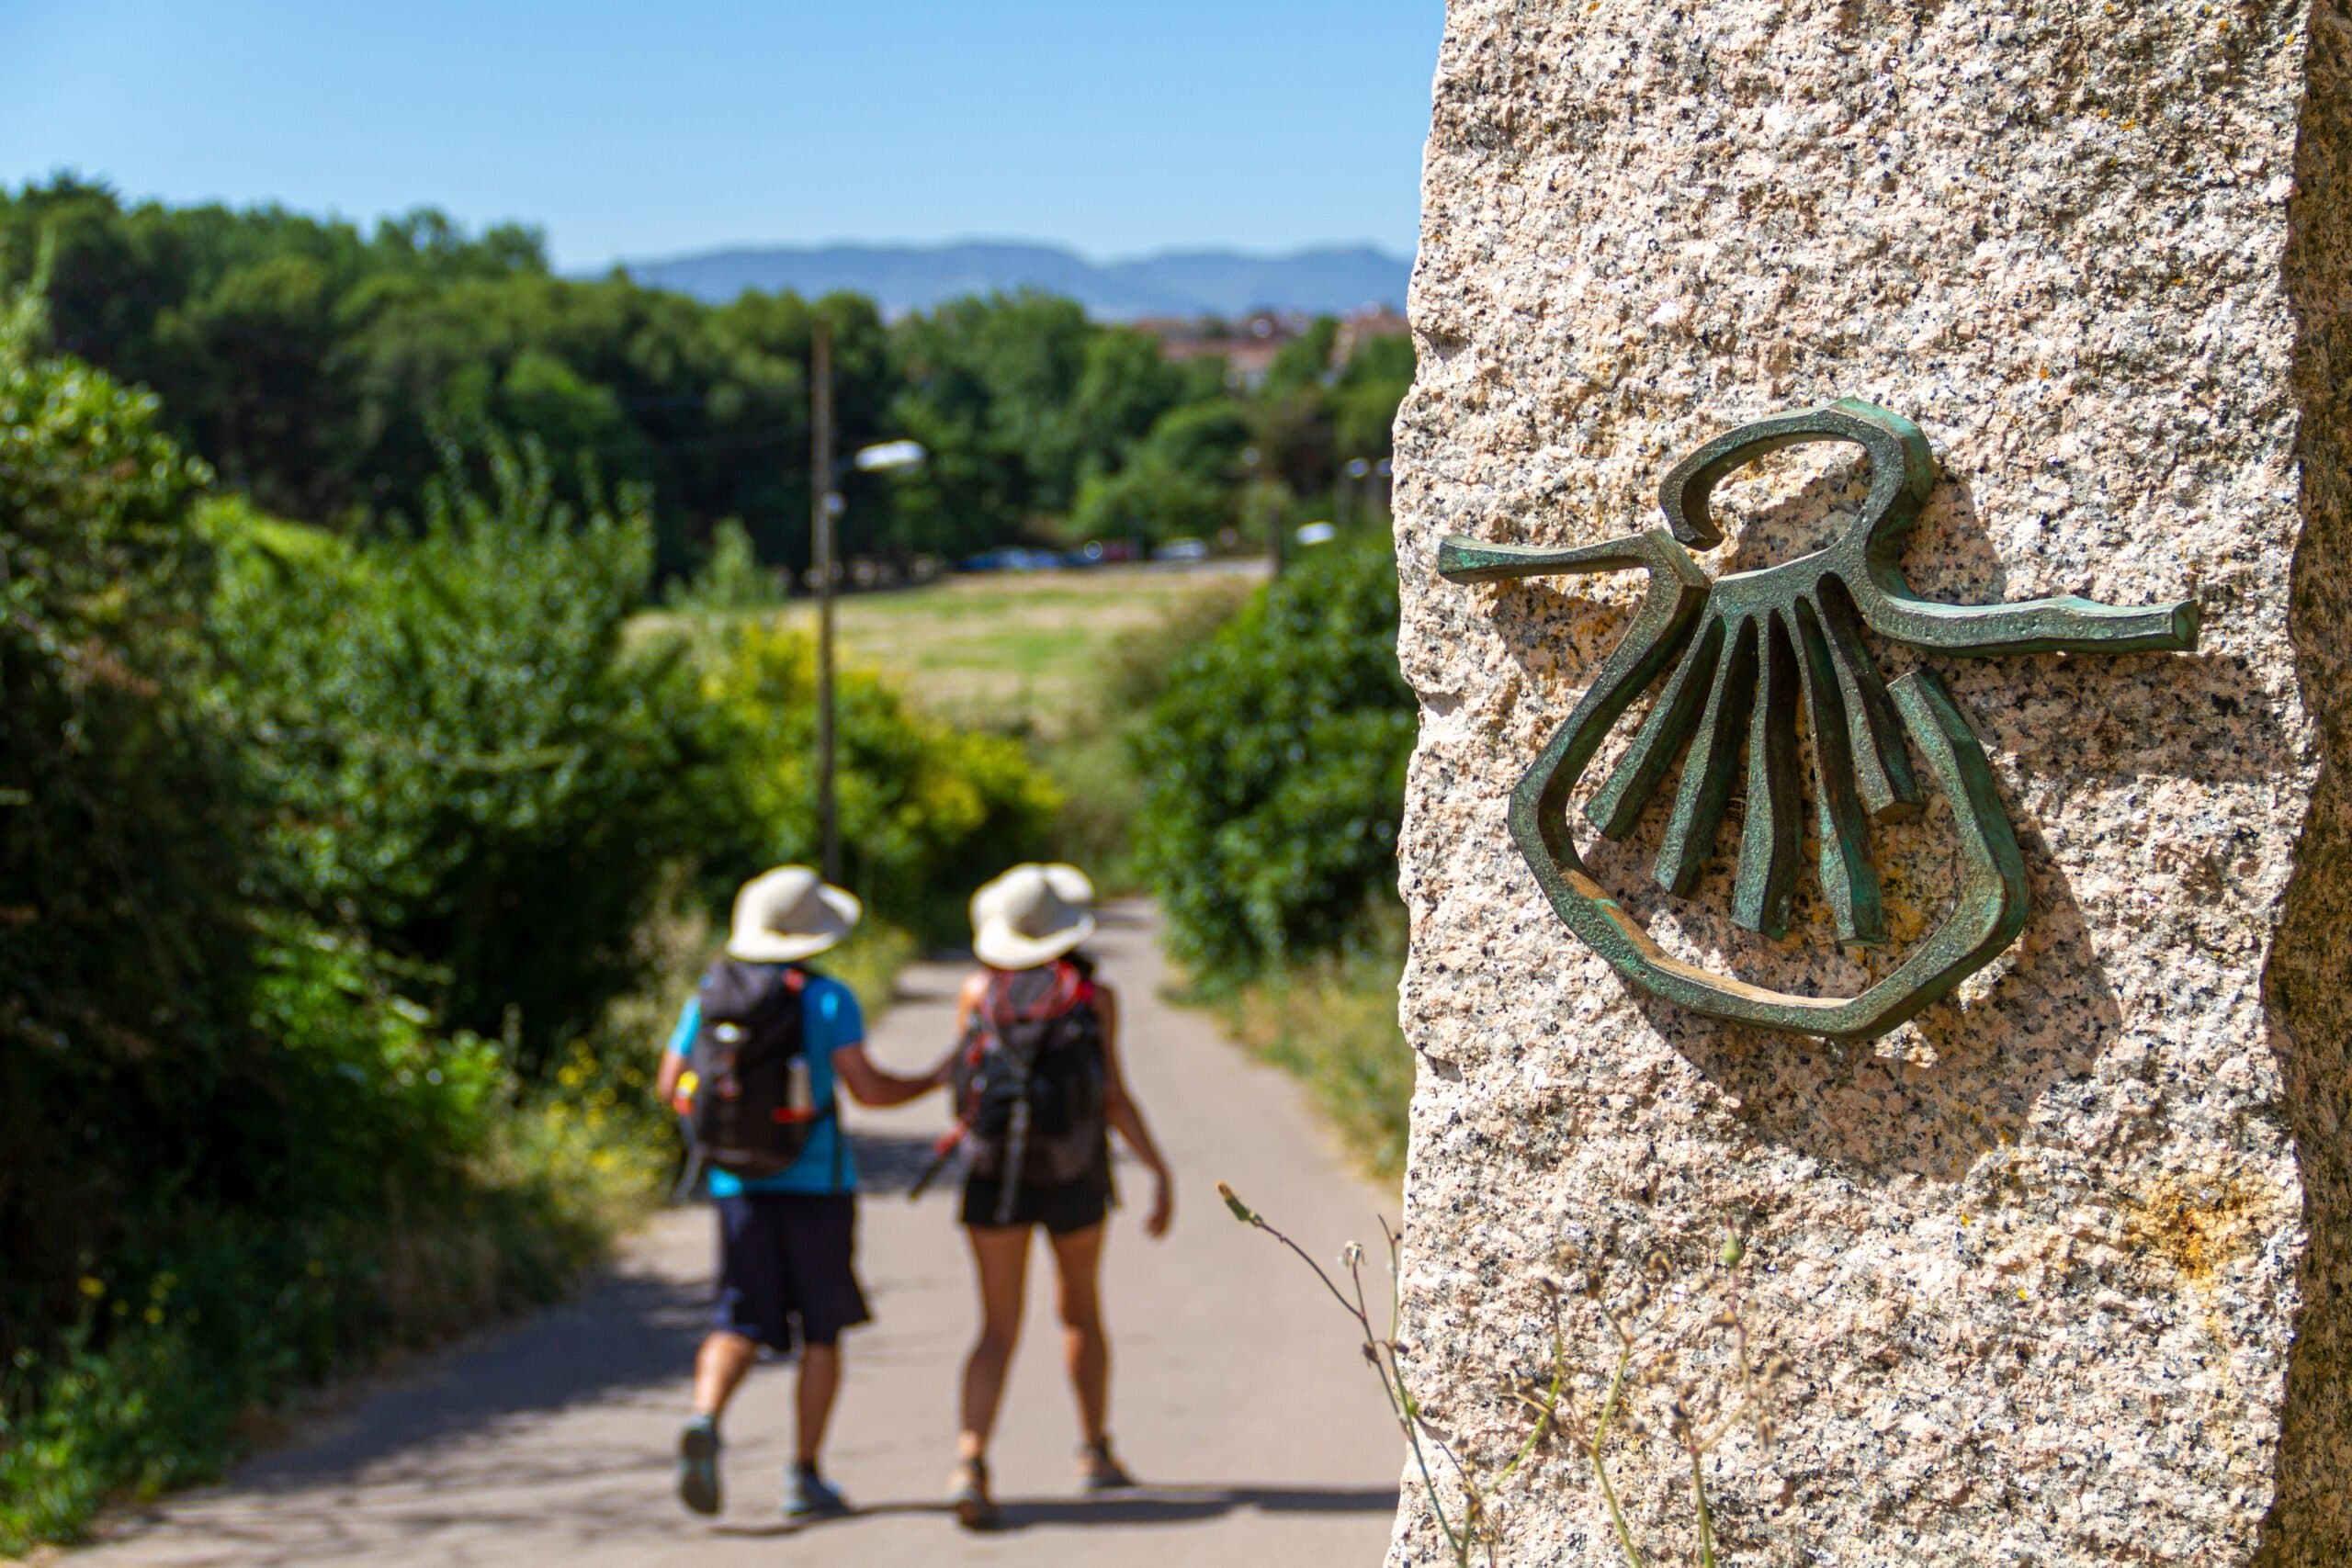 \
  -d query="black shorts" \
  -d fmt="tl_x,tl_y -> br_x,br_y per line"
713,1191 -> 871,1354
960,1174 -> 1109,1235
